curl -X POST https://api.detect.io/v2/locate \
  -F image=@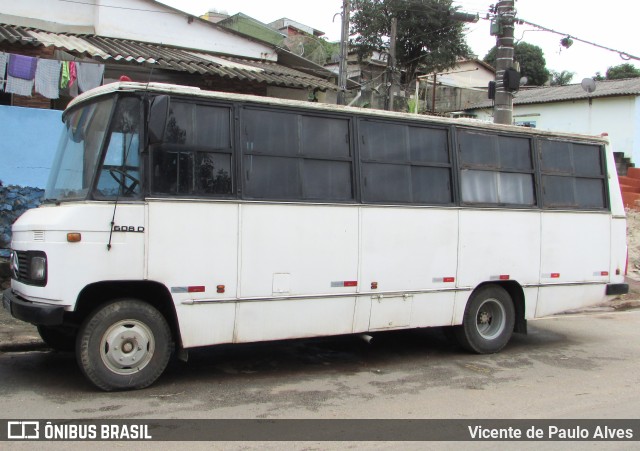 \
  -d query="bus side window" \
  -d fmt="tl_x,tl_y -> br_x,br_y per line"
540,140 -> 605,209
360,120 -> 452,205
152,148 -> 192,194
151,102 -> 233,197
243,109 -> 354,202
458,130 -> 535,206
